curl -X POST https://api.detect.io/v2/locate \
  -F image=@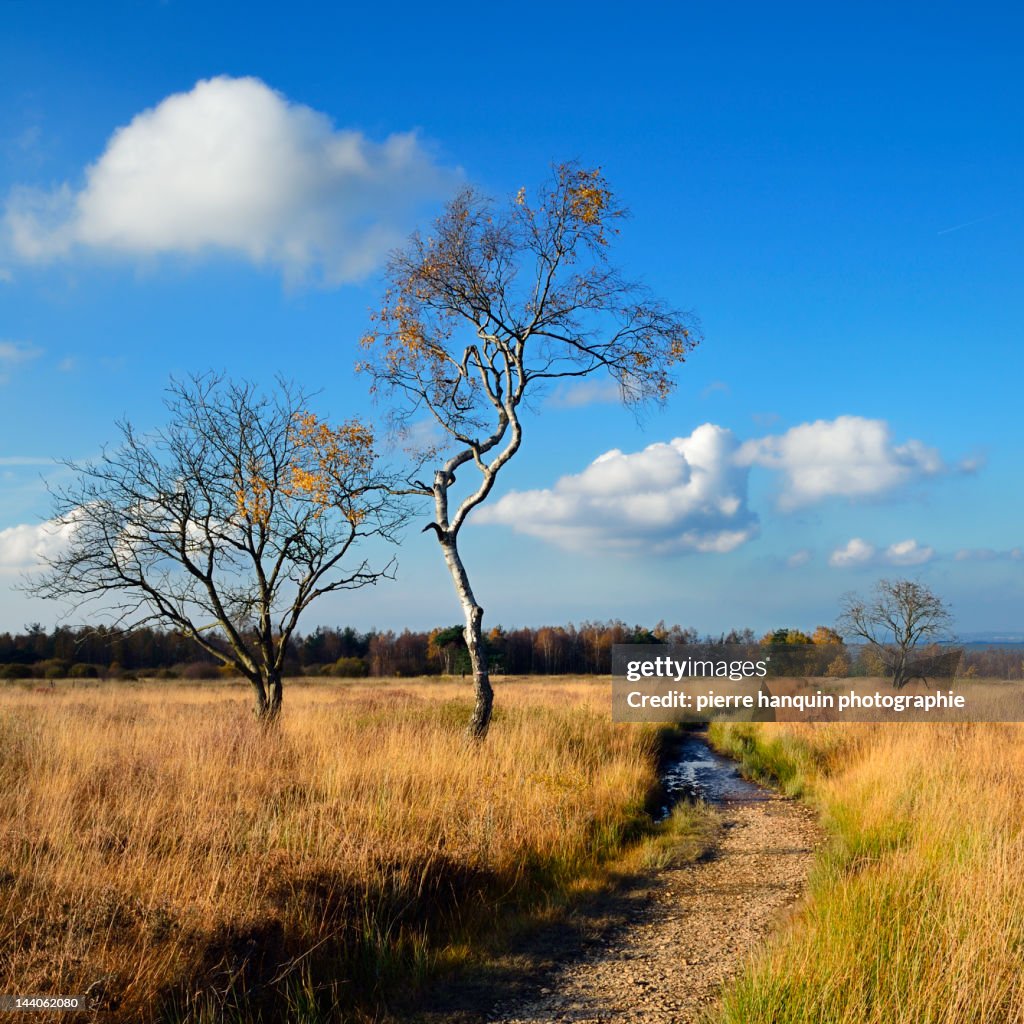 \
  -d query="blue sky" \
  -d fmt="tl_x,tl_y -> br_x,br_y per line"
1,1 -> 1021,636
